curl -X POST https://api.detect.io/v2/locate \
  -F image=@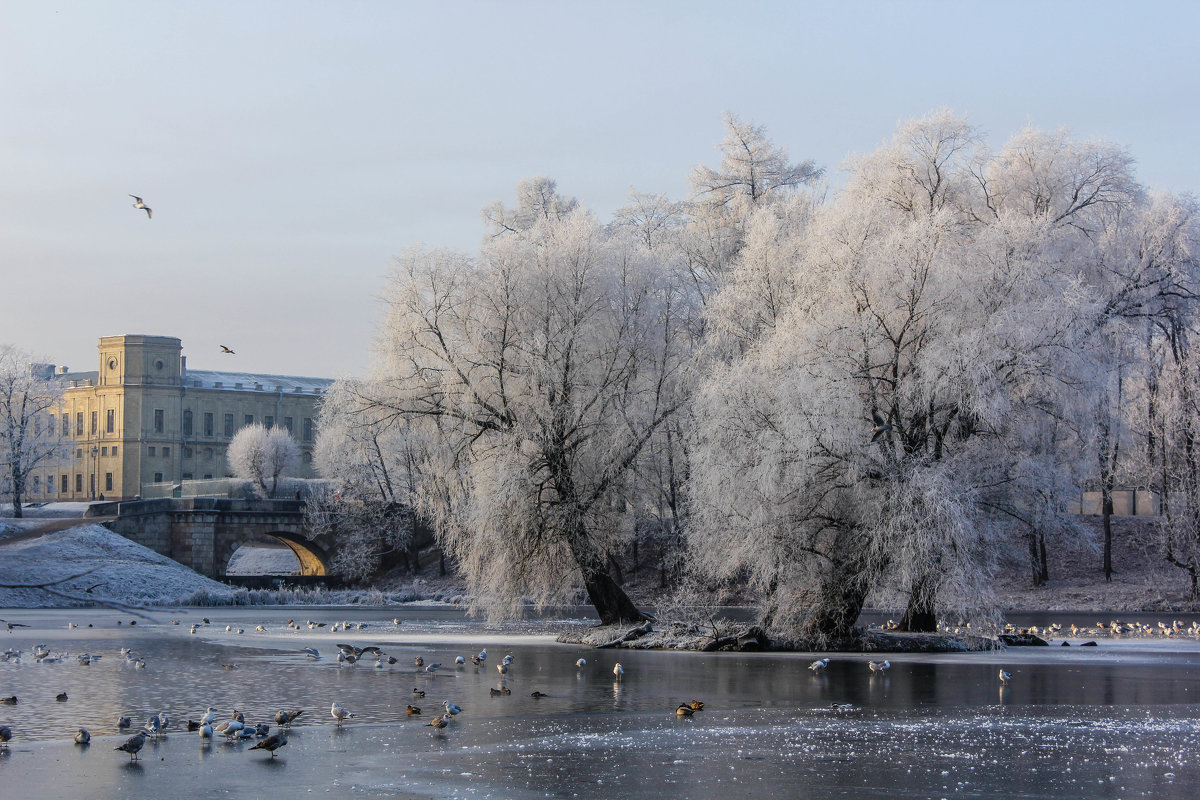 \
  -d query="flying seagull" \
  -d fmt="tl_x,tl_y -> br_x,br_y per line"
220,345 -> 236,354
870,411 -> 892,443
129,195 -> 152,219
1,619 -> 30,632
